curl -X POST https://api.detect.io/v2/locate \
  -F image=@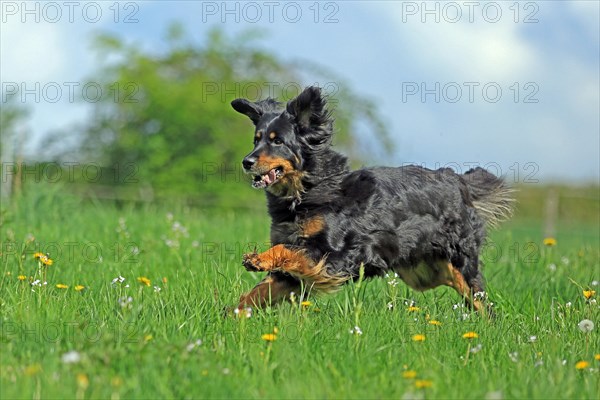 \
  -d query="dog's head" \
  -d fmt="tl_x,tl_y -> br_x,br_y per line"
231,86 -> 333,199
